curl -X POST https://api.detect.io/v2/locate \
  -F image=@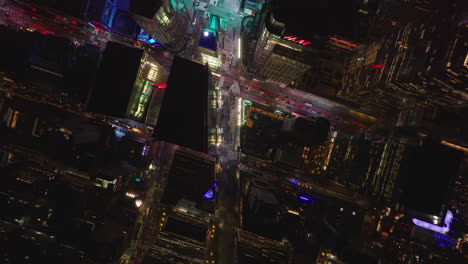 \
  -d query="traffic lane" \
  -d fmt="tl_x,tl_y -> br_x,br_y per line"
243,84 -> 370,128
236,79 -> 371,127
236,89 -> 352,131
216,165 -> 240,264
214,75 -> 370,129
238,90 -> 364,133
